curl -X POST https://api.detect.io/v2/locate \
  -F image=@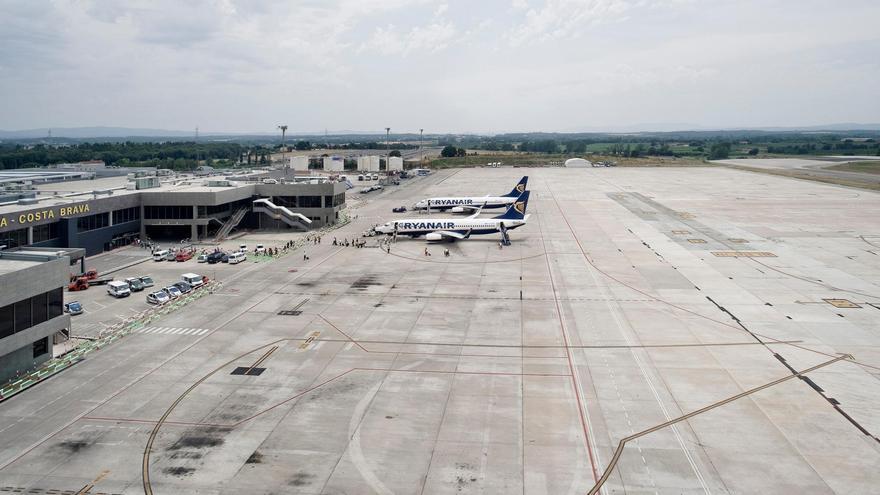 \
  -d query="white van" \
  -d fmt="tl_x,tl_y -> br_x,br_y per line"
181,273 -> 205,288
153,249 -> 170,261
107,281 -> 131,298
228,252 -> 247,264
